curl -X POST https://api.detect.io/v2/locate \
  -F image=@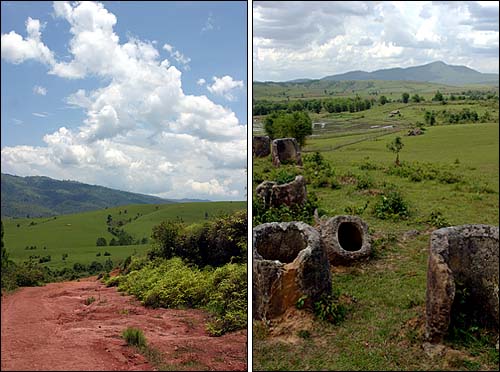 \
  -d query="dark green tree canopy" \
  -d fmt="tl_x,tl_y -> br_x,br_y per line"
264,111 -> 312,146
